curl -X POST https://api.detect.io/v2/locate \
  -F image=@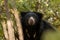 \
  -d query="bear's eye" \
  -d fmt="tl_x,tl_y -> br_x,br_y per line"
28,16 -> 36,26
